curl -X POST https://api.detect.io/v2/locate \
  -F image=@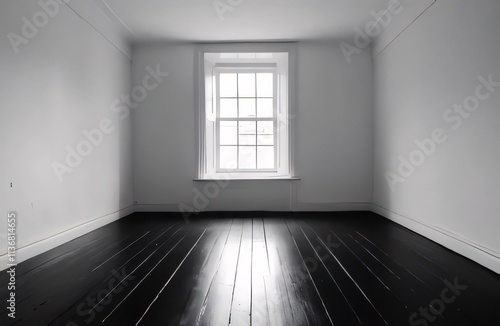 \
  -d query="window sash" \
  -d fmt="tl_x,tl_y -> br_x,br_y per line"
215,68 -> 278,172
